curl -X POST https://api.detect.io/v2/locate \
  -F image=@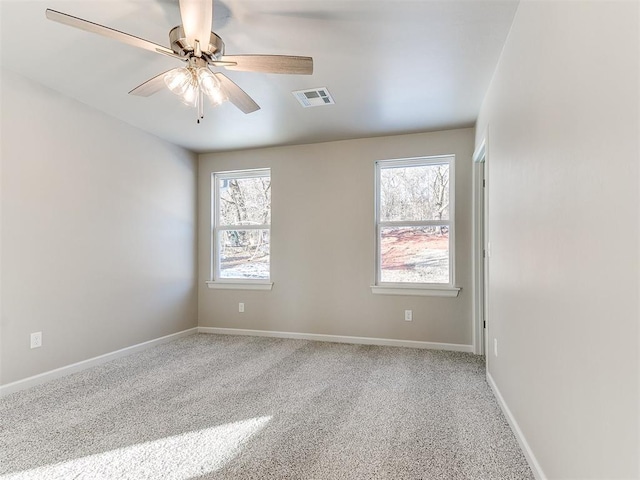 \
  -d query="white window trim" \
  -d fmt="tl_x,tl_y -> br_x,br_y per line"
209,168 -> 272,288
370,285 -> 460,297
206,280 -> 273,291
373,155 -> 459,297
